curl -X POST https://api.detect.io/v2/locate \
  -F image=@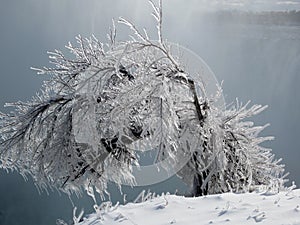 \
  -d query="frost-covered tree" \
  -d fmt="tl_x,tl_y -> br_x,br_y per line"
0,0 -> 286,197
178,100 -> 287,196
